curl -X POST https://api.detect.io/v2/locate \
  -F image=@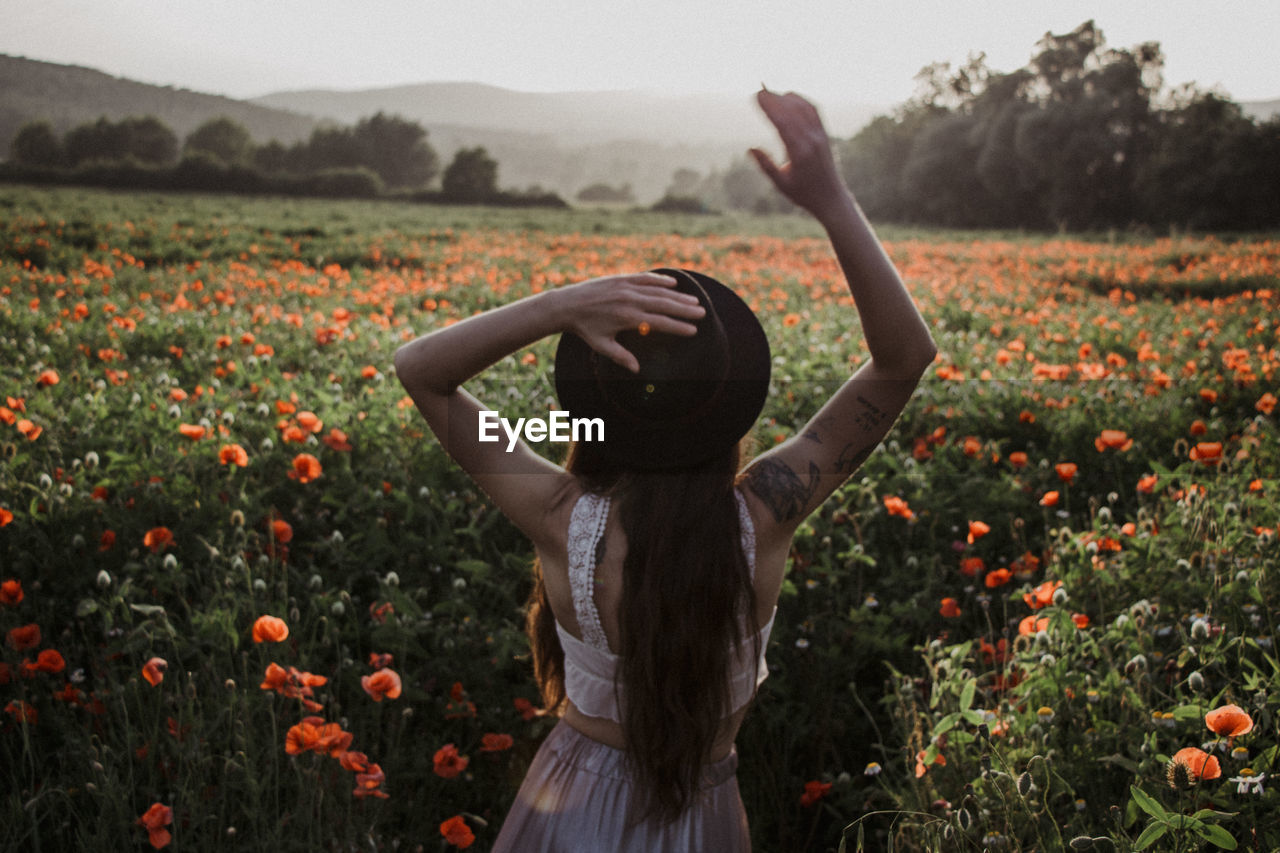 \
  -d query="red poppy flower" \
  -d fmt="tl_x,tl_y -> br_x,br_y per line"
6,699 -> 37,724
270,519 -> 293,543
178,423 -> 206,441
440,815 -> 475,848
0,578 -> 22,605
252,615 -> 289,643
966,520 -> 990,543
939,597 -> 962,618
142,657 -> 167,687
1189,442 -> 1222,464
1008,451 -> 1028,468
143,527 -> 174,553
1205,704 -> 1254,738
219,443 -> 249,467
480,733 -> 514,752
883,495 -> 915,519
800,779 -> 833,806
361,668 -> 402,702
35,648 -> 65,673
1136,474 -> 1158,493
1018,614 -> 1050,636
1170,746 -> 1221,781
1257,392 -> 1277,415
296,411 -> 323,434
323,428 -> 352,451
7,623 -> 41,651
339,749 -> 370,772
959,556 -> 985,577
1054,462 -> 1077,484
353,762 -> 389,799
914,750 -> 945,778
984,568 -> 1012,588
1039,490 -> 1059,507
290,453 -> 323,483
1094,430 -> 1133,451
433,743 -> 469,779
1023,580 -> 1061,610
36,369 -> 59,387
